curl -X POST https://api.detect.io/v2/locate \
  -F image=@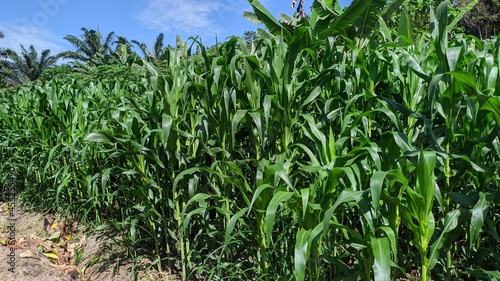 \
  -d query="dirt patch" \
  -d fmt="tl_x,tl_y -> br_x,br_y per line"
0,201 -> 168,281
